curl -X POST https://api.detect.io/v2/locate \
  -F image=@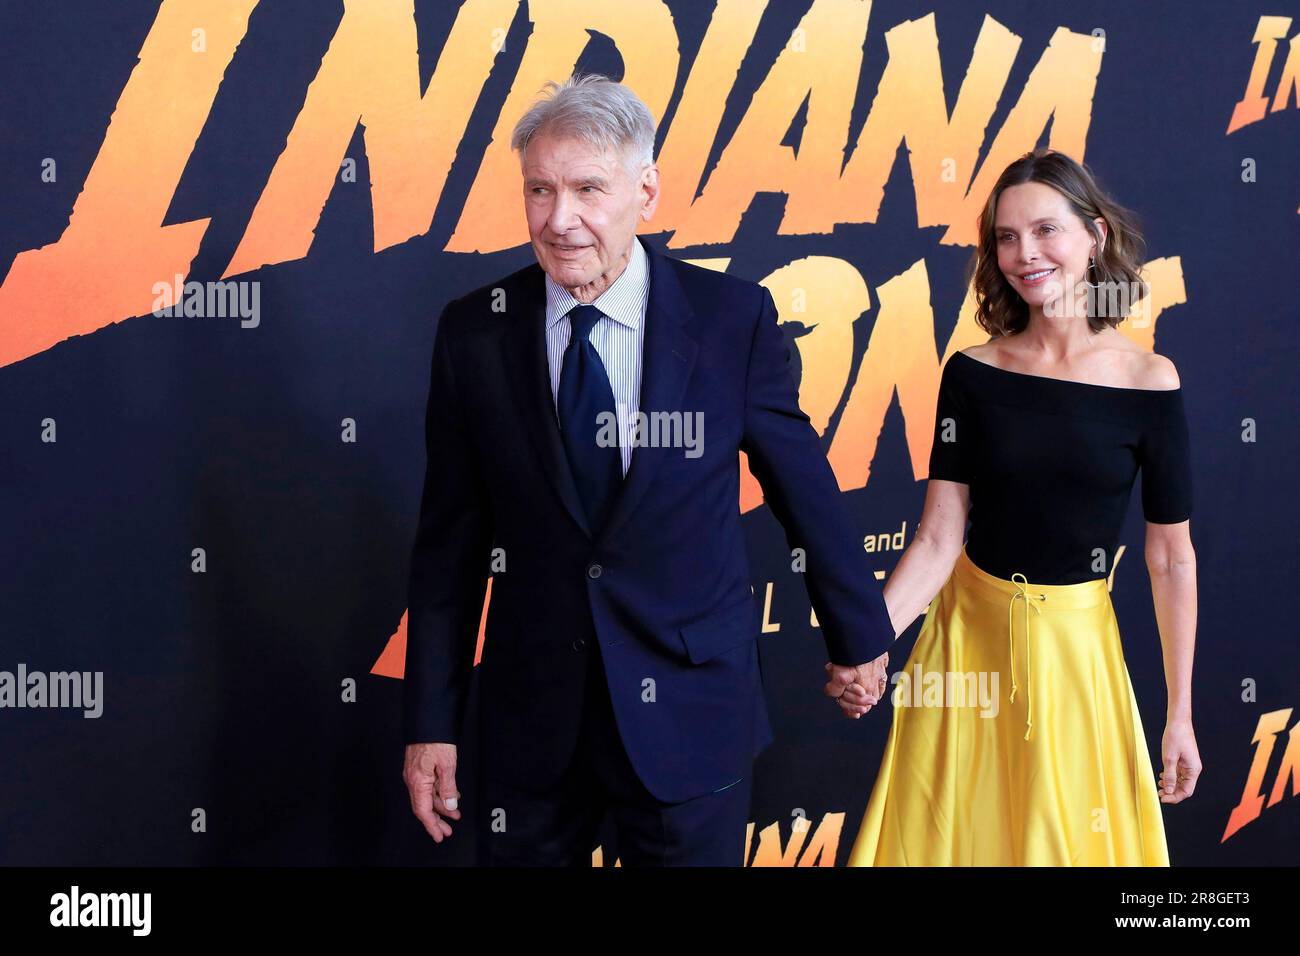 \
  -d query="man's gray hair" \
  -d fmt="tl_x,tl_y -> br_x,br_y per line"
511,73 -> 656,171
